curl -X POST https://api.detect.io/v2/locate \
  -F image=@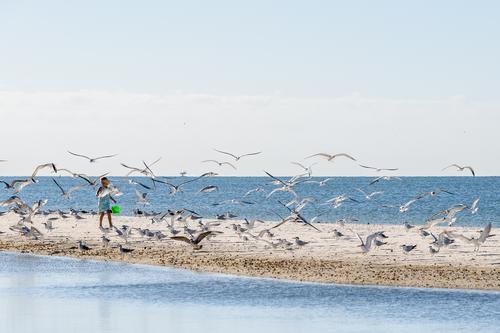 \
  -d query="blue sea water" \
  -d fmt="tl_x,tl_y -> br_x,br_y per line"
0,176 -> 498,227
0,252 -> 499,333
